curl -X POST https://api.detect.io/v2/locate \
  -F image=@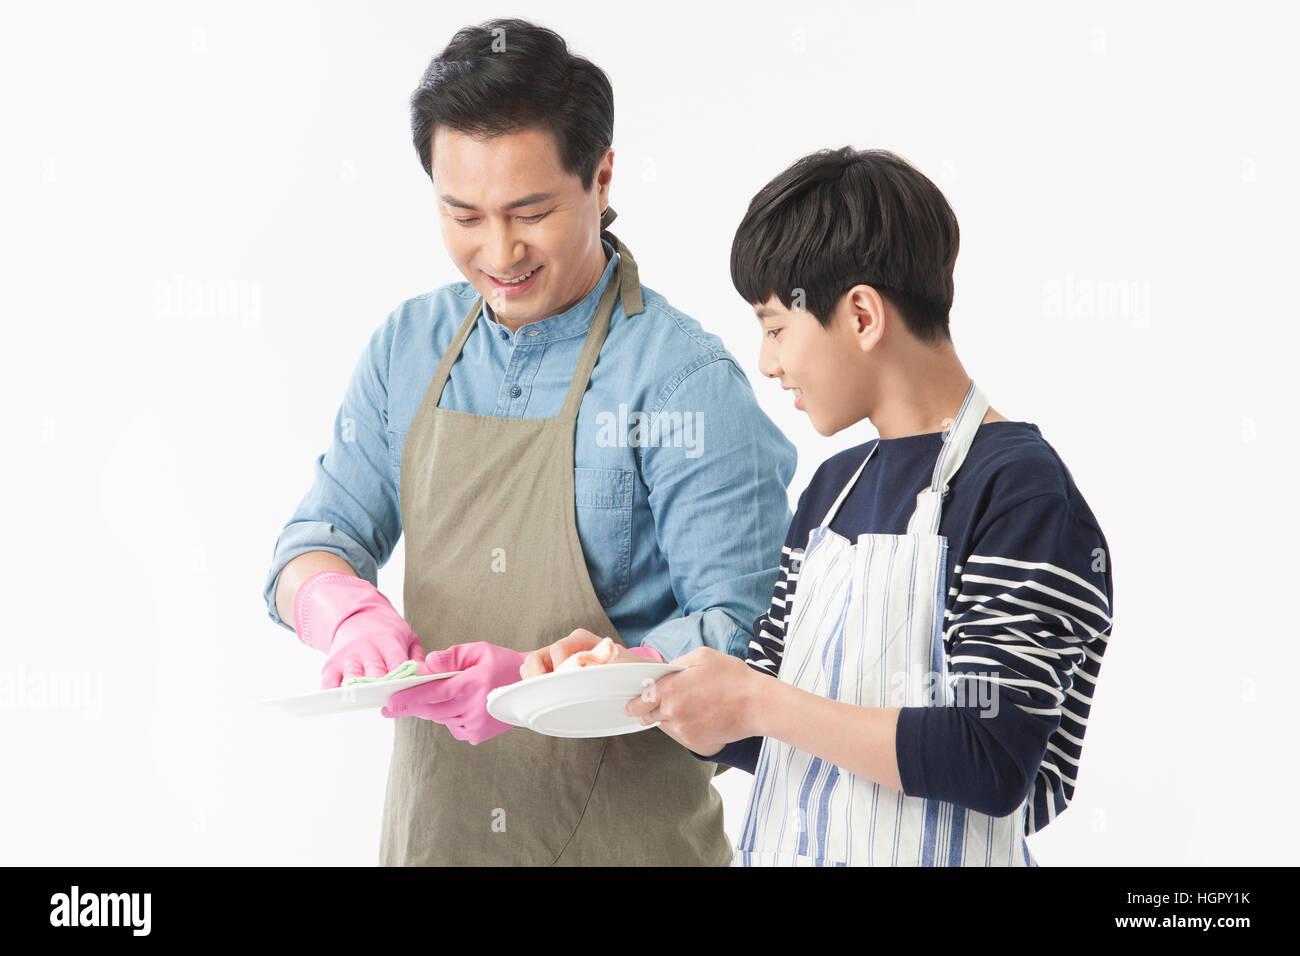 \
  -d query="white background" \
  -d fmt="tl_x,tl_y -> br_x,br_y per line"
2,1 -> 1294,865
